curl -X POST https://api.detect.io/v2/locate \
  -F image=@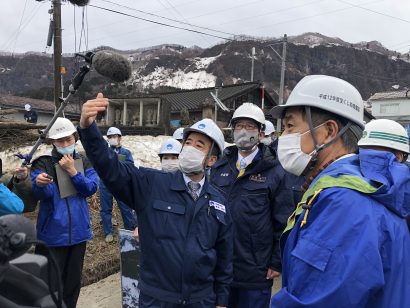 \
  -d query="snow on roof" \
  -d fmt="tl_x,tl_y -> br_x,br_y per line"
368,90 -> 410,101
